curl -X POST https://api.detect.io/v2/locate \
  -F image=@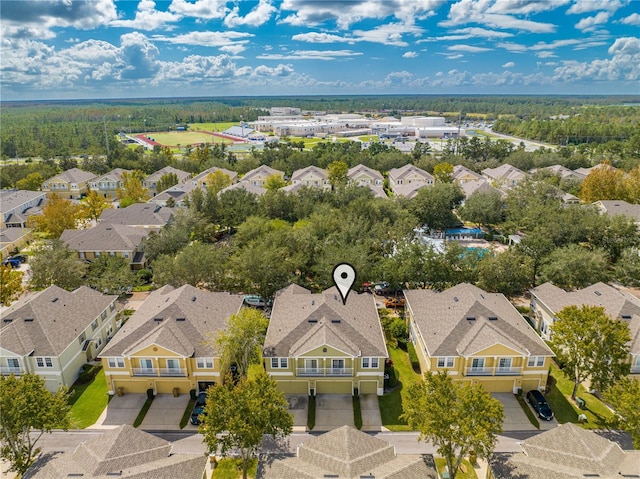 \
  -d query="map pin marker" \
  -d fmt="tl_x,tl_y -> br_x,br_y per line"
332,263 -> 356,305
